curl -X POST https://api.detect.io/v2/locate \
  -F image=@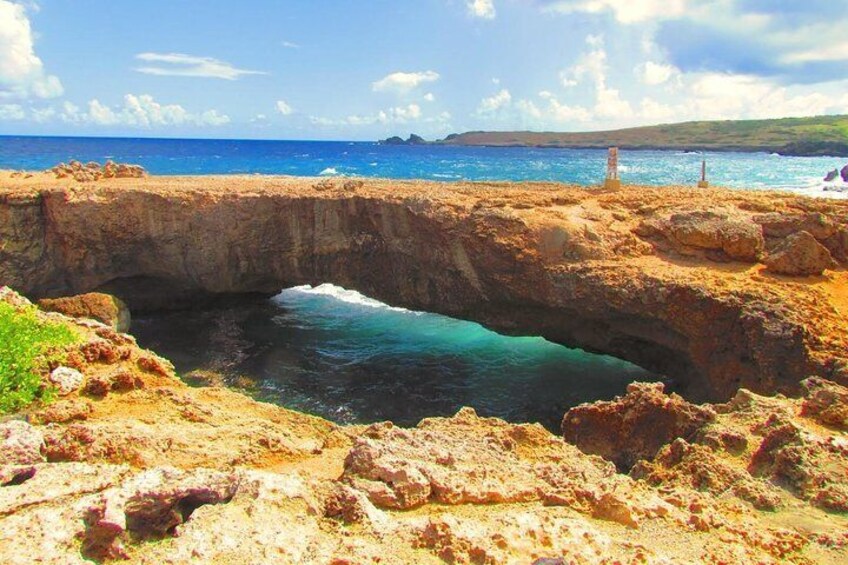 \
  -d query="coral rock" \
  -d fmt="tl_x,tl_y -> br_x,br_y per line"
765,230 -> 836,276
0,420 -> 45,466
48,366 -> 84,395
